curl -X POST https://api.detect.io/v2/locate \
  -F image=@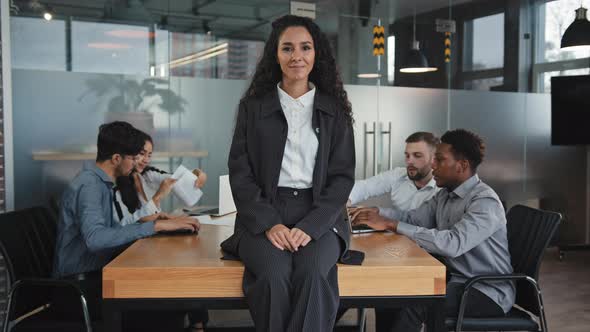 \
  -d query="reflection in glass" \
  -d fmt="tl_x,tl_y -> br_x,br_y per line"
387,35 -> 396,84
165,34 -> 263,79
541,68 -> 590,93
463,13 -> 504,71
542,0 -> 590,62
72,21 -> 150,75
464,77 -> 504,91
11,17 -> 66,70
